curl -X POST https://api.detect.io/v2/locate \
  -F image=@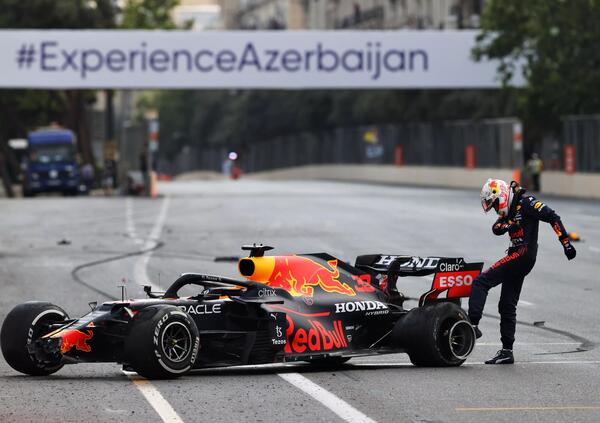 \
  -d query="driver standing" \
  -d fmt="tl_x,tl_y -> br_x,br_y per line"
469,179 -> 576,364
